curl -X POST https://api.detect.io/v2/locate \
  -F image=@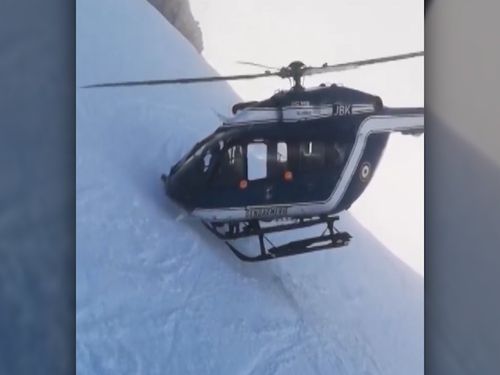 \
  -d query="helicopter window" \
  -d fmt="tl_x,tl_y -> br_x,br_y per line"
277,142 -> 288,163
265,141 -> 288,180
305,142 -> 313,155
203,152 -> 212,172
227,145 -> 240,165
299,141 -> 326,171
247,143 -> 268,181
332,142 -> 347,165
212,144 -> 245,186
